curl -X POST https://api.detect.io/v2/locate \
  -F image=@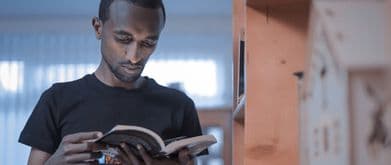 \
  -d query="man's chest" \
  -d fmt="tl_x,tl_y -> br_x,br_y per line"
58,97 -> 184,140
